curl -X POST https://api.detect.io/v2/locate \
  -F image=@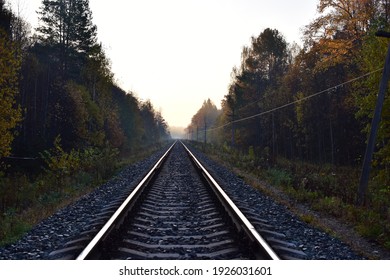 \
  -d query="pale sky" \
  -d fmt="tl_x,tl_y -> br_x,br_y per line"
8,0 -> 319,130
